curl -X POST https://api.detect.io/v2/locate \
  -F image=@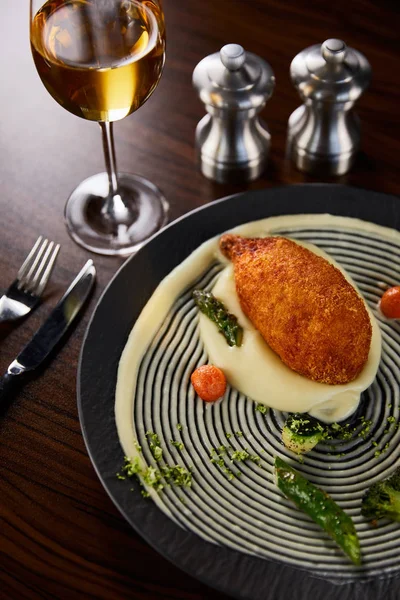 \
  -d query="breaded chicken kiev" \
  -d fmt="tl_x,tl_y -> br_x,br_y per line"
219,234 -> 372,385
